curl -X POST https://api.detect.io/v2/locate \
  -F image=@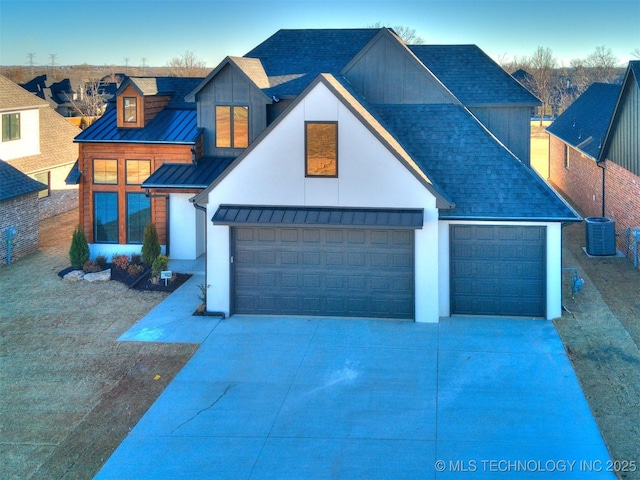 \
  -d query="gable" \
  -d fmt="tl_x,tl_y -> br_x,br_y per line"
198,77 -> 447,211
342,31 -> 456,105
602,63 -> 640,175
